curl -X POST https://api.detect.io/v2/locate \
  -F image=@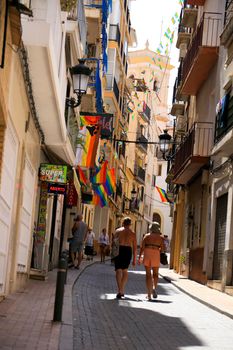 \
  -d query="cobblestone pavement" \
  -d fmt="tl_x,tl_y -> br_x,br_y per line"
73,262 -> 233,350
